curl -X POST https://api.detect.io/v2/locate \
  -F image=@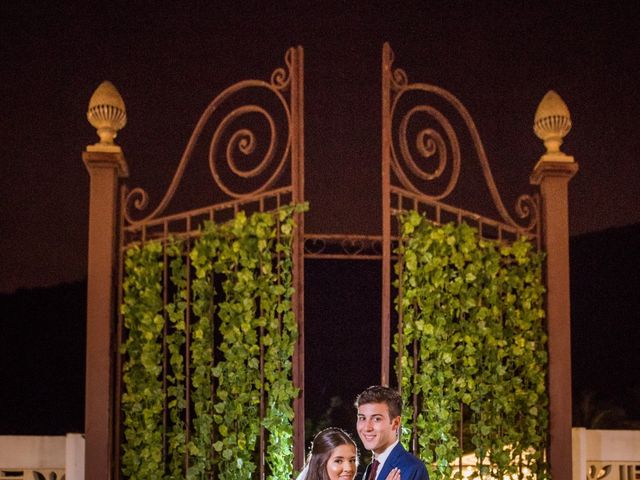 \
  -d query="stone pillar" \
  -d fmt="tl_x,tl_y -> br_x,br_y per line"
530,90 -> 578,480
83,81 -> 128,480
